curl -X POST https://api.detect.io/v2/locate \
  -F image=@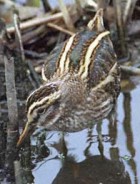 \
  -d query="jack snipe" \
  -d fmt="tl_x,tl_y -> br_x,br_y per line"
17,9 -> 120,146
